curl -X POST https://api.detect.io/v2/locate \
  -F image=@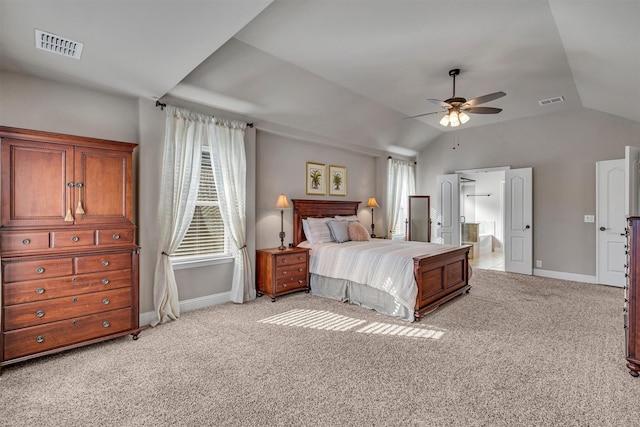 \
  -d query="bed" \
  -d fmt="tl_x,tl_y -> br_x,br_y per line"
292,199 -> 471,321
